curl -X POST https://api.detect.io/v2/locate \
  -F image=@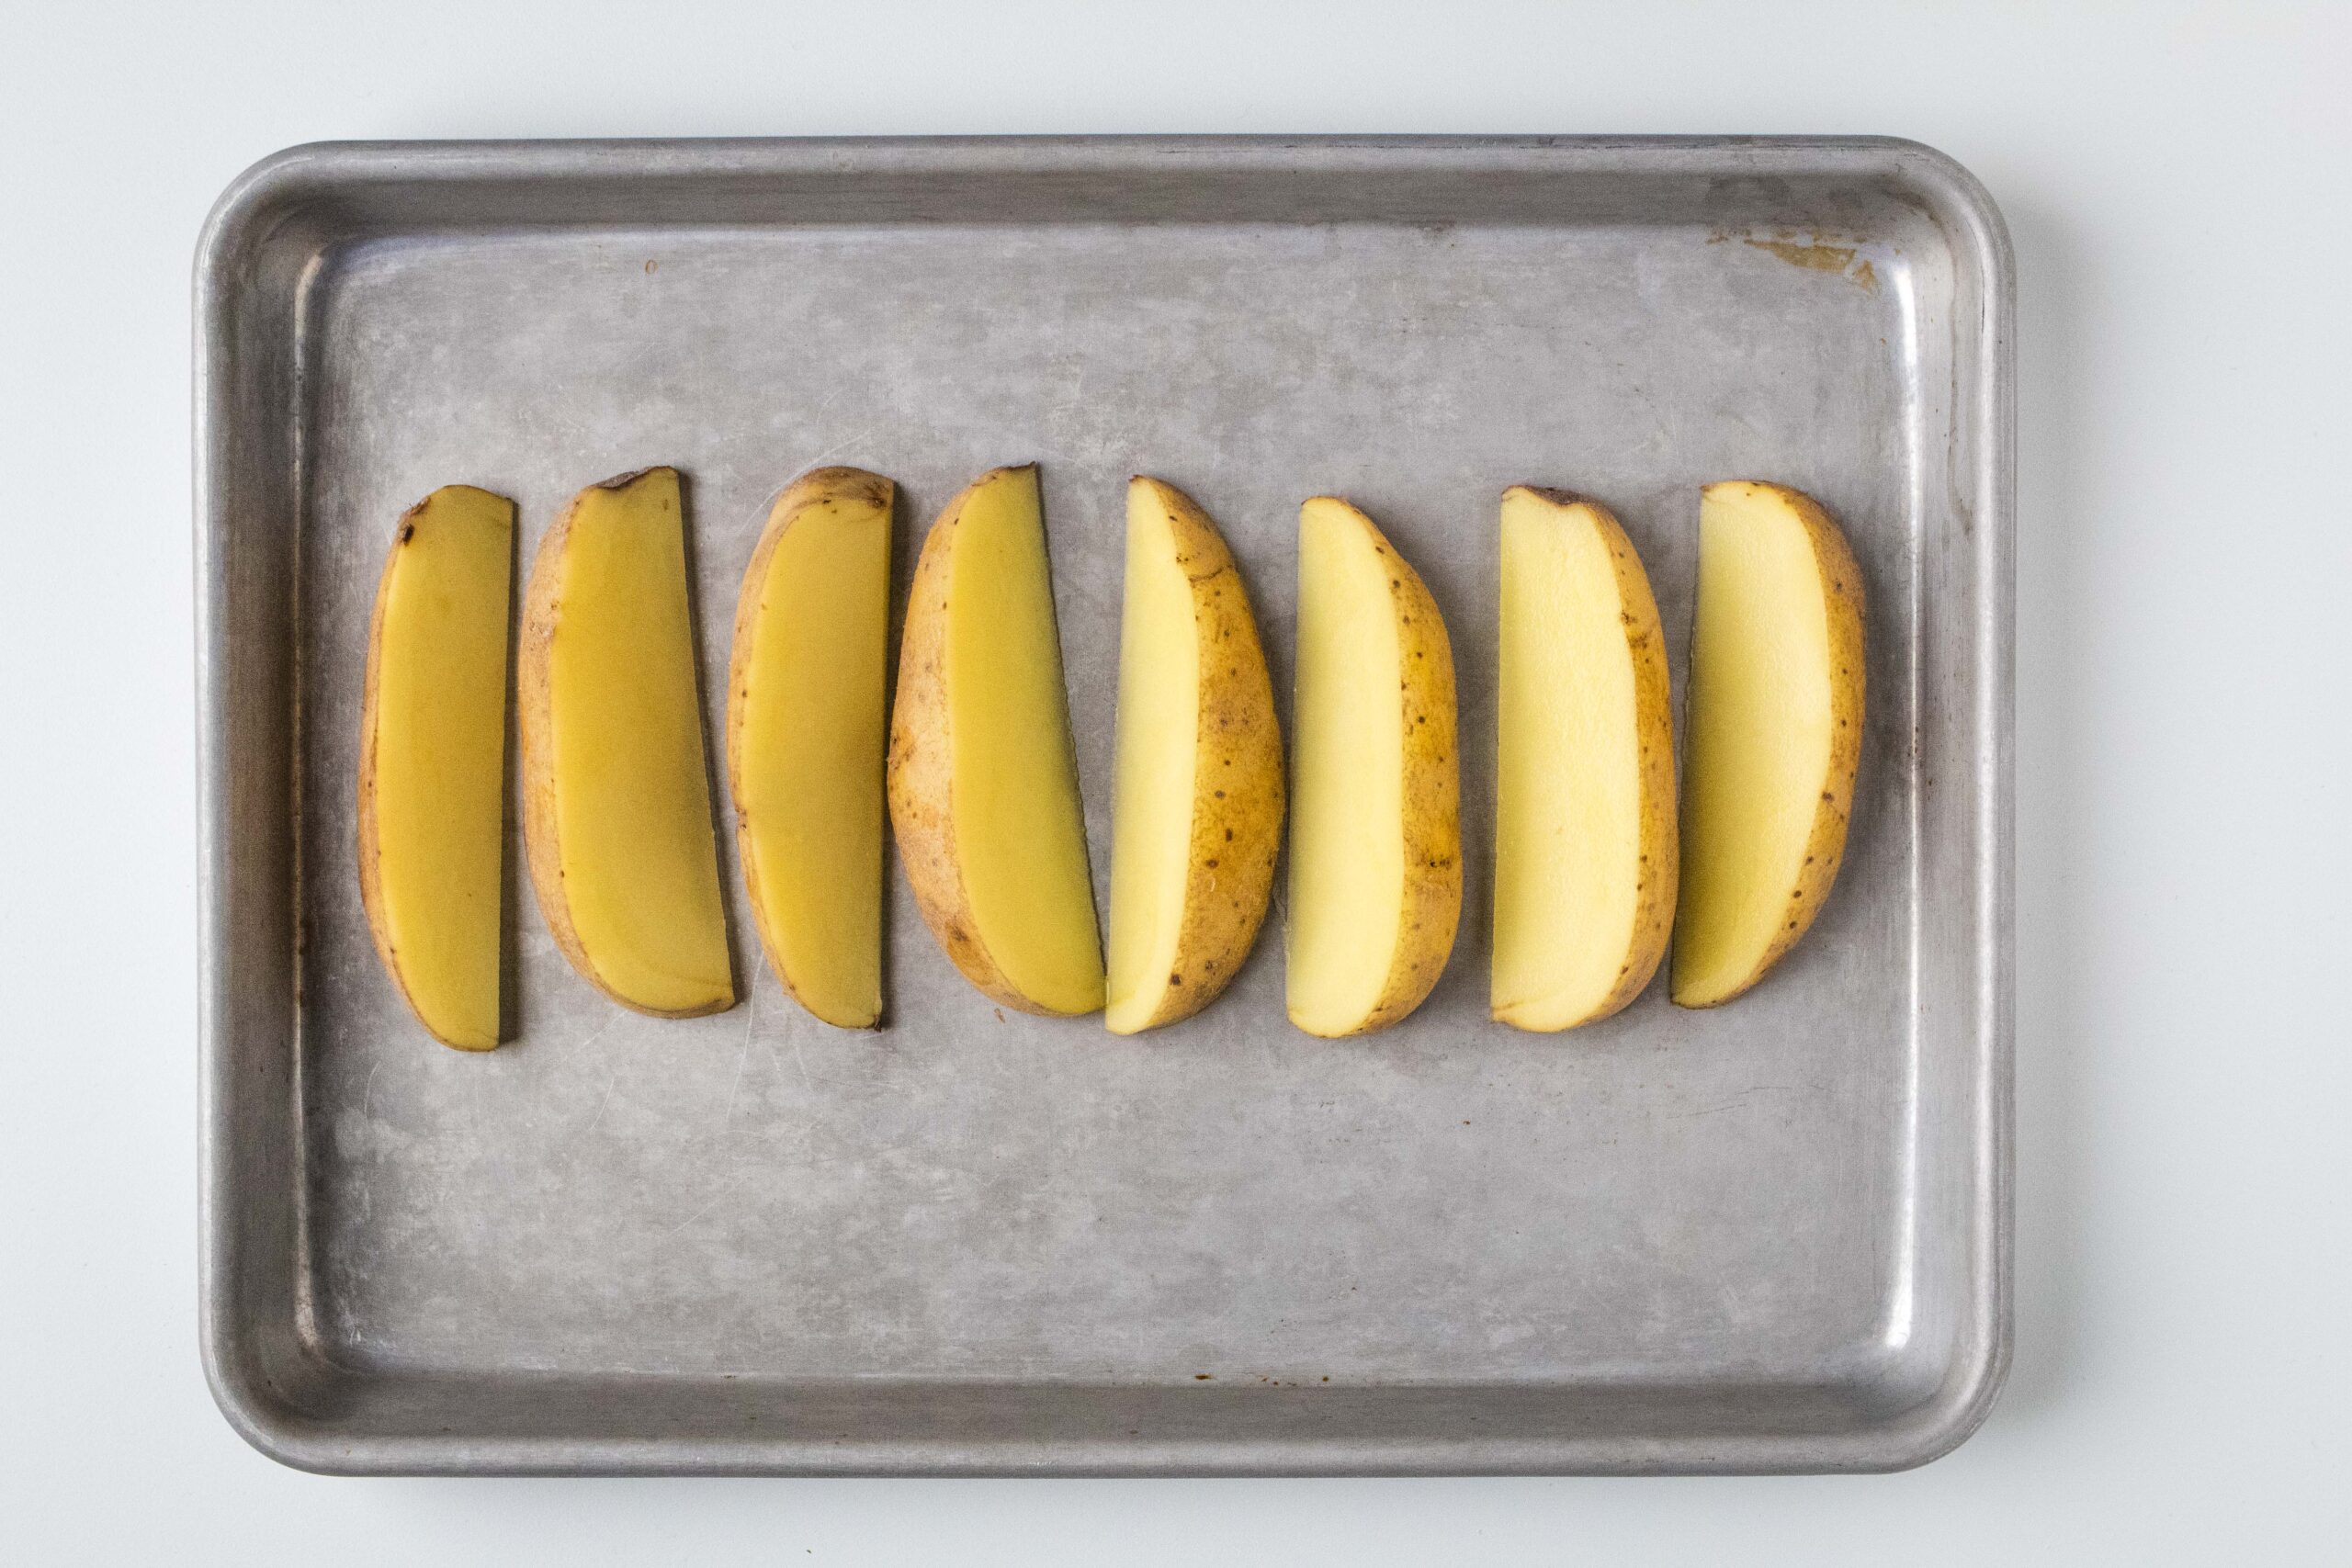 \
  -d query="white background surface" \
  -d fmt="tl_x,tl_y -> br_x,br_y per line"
4,1 -> 2347,1562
